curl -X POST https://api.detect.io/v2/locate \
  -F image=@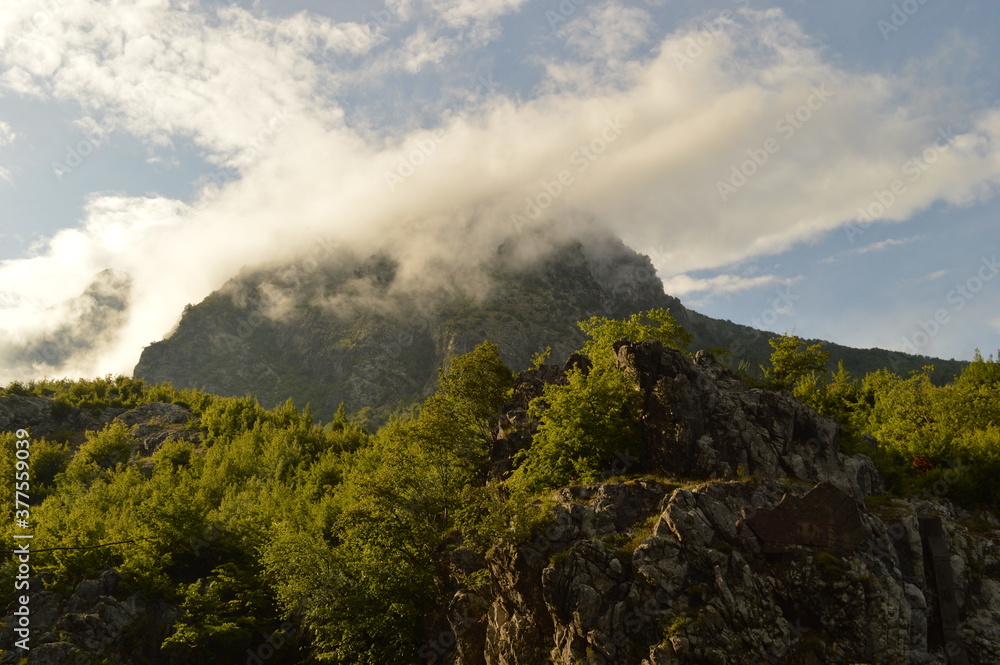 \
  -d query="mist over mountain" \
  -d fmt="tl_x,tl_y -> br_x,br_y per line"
133,232 -> 964,419
0,269 -> 132,381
